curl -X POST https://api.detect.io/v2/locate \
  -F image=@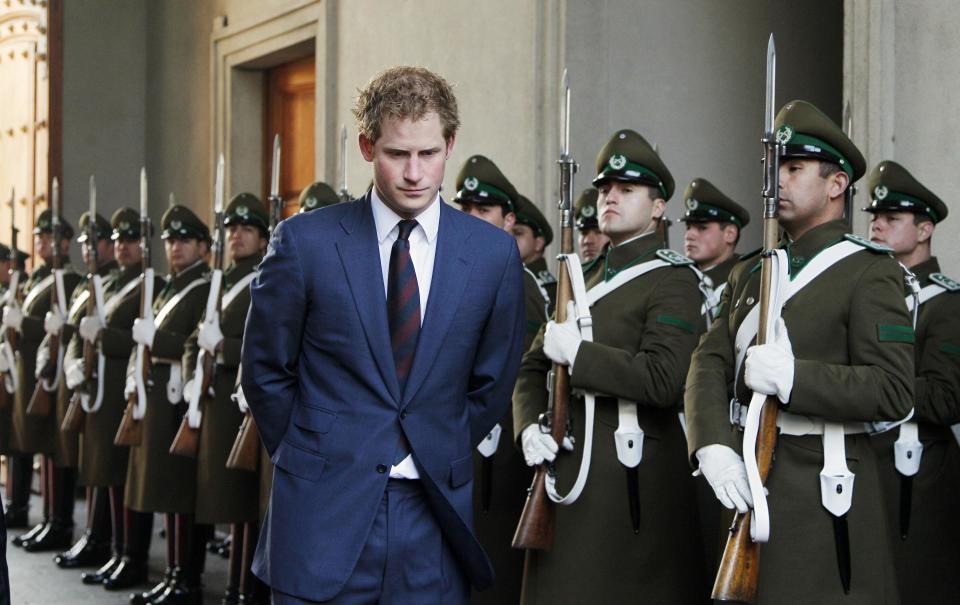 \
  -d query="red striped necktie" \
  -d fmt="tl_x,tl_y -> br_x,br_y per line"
387,219 -> 421,394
